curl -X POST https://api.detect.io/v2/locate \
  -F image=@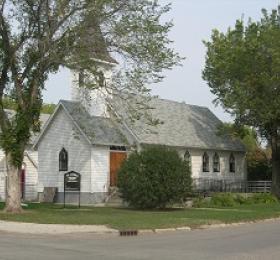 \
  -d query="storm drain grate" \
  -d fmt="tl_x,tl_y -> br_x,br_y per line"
119,230 -> 138,236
